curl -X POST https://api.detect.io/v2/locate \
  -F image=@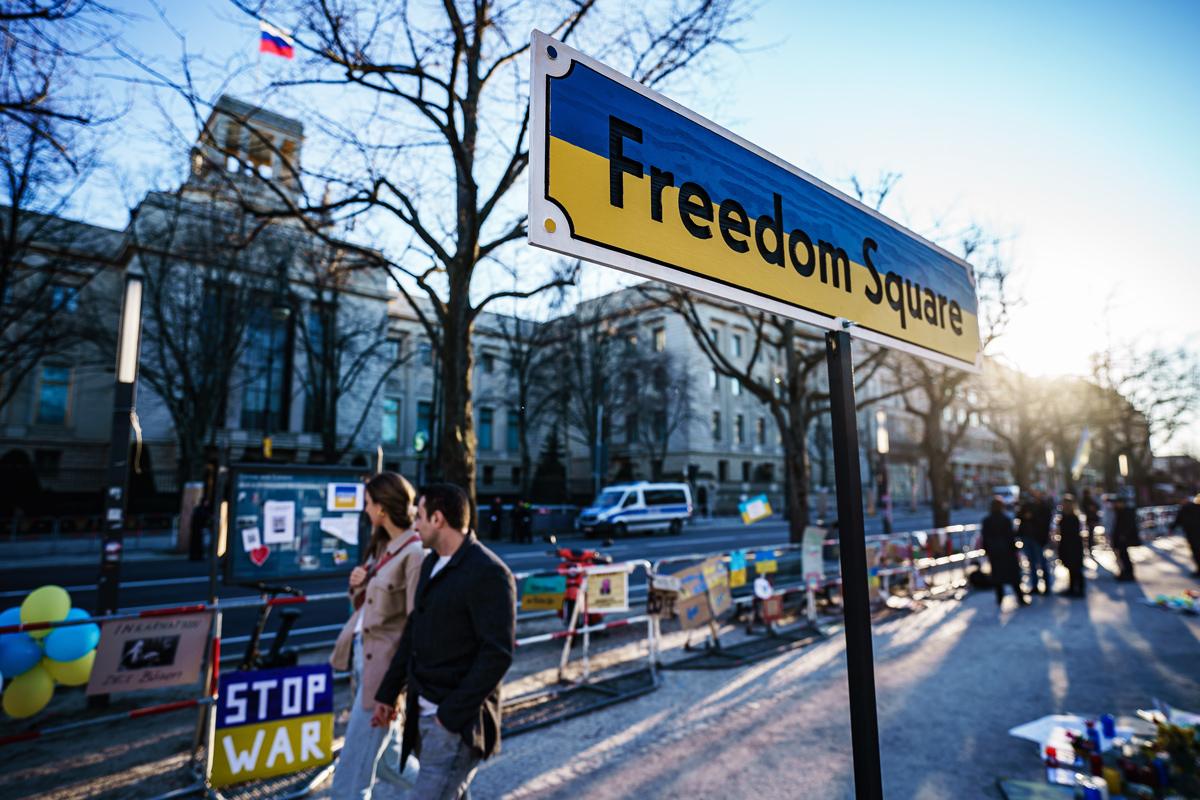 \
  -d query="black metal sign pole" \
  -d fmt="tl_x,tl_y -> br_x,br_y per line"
825,327 -> 884,799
